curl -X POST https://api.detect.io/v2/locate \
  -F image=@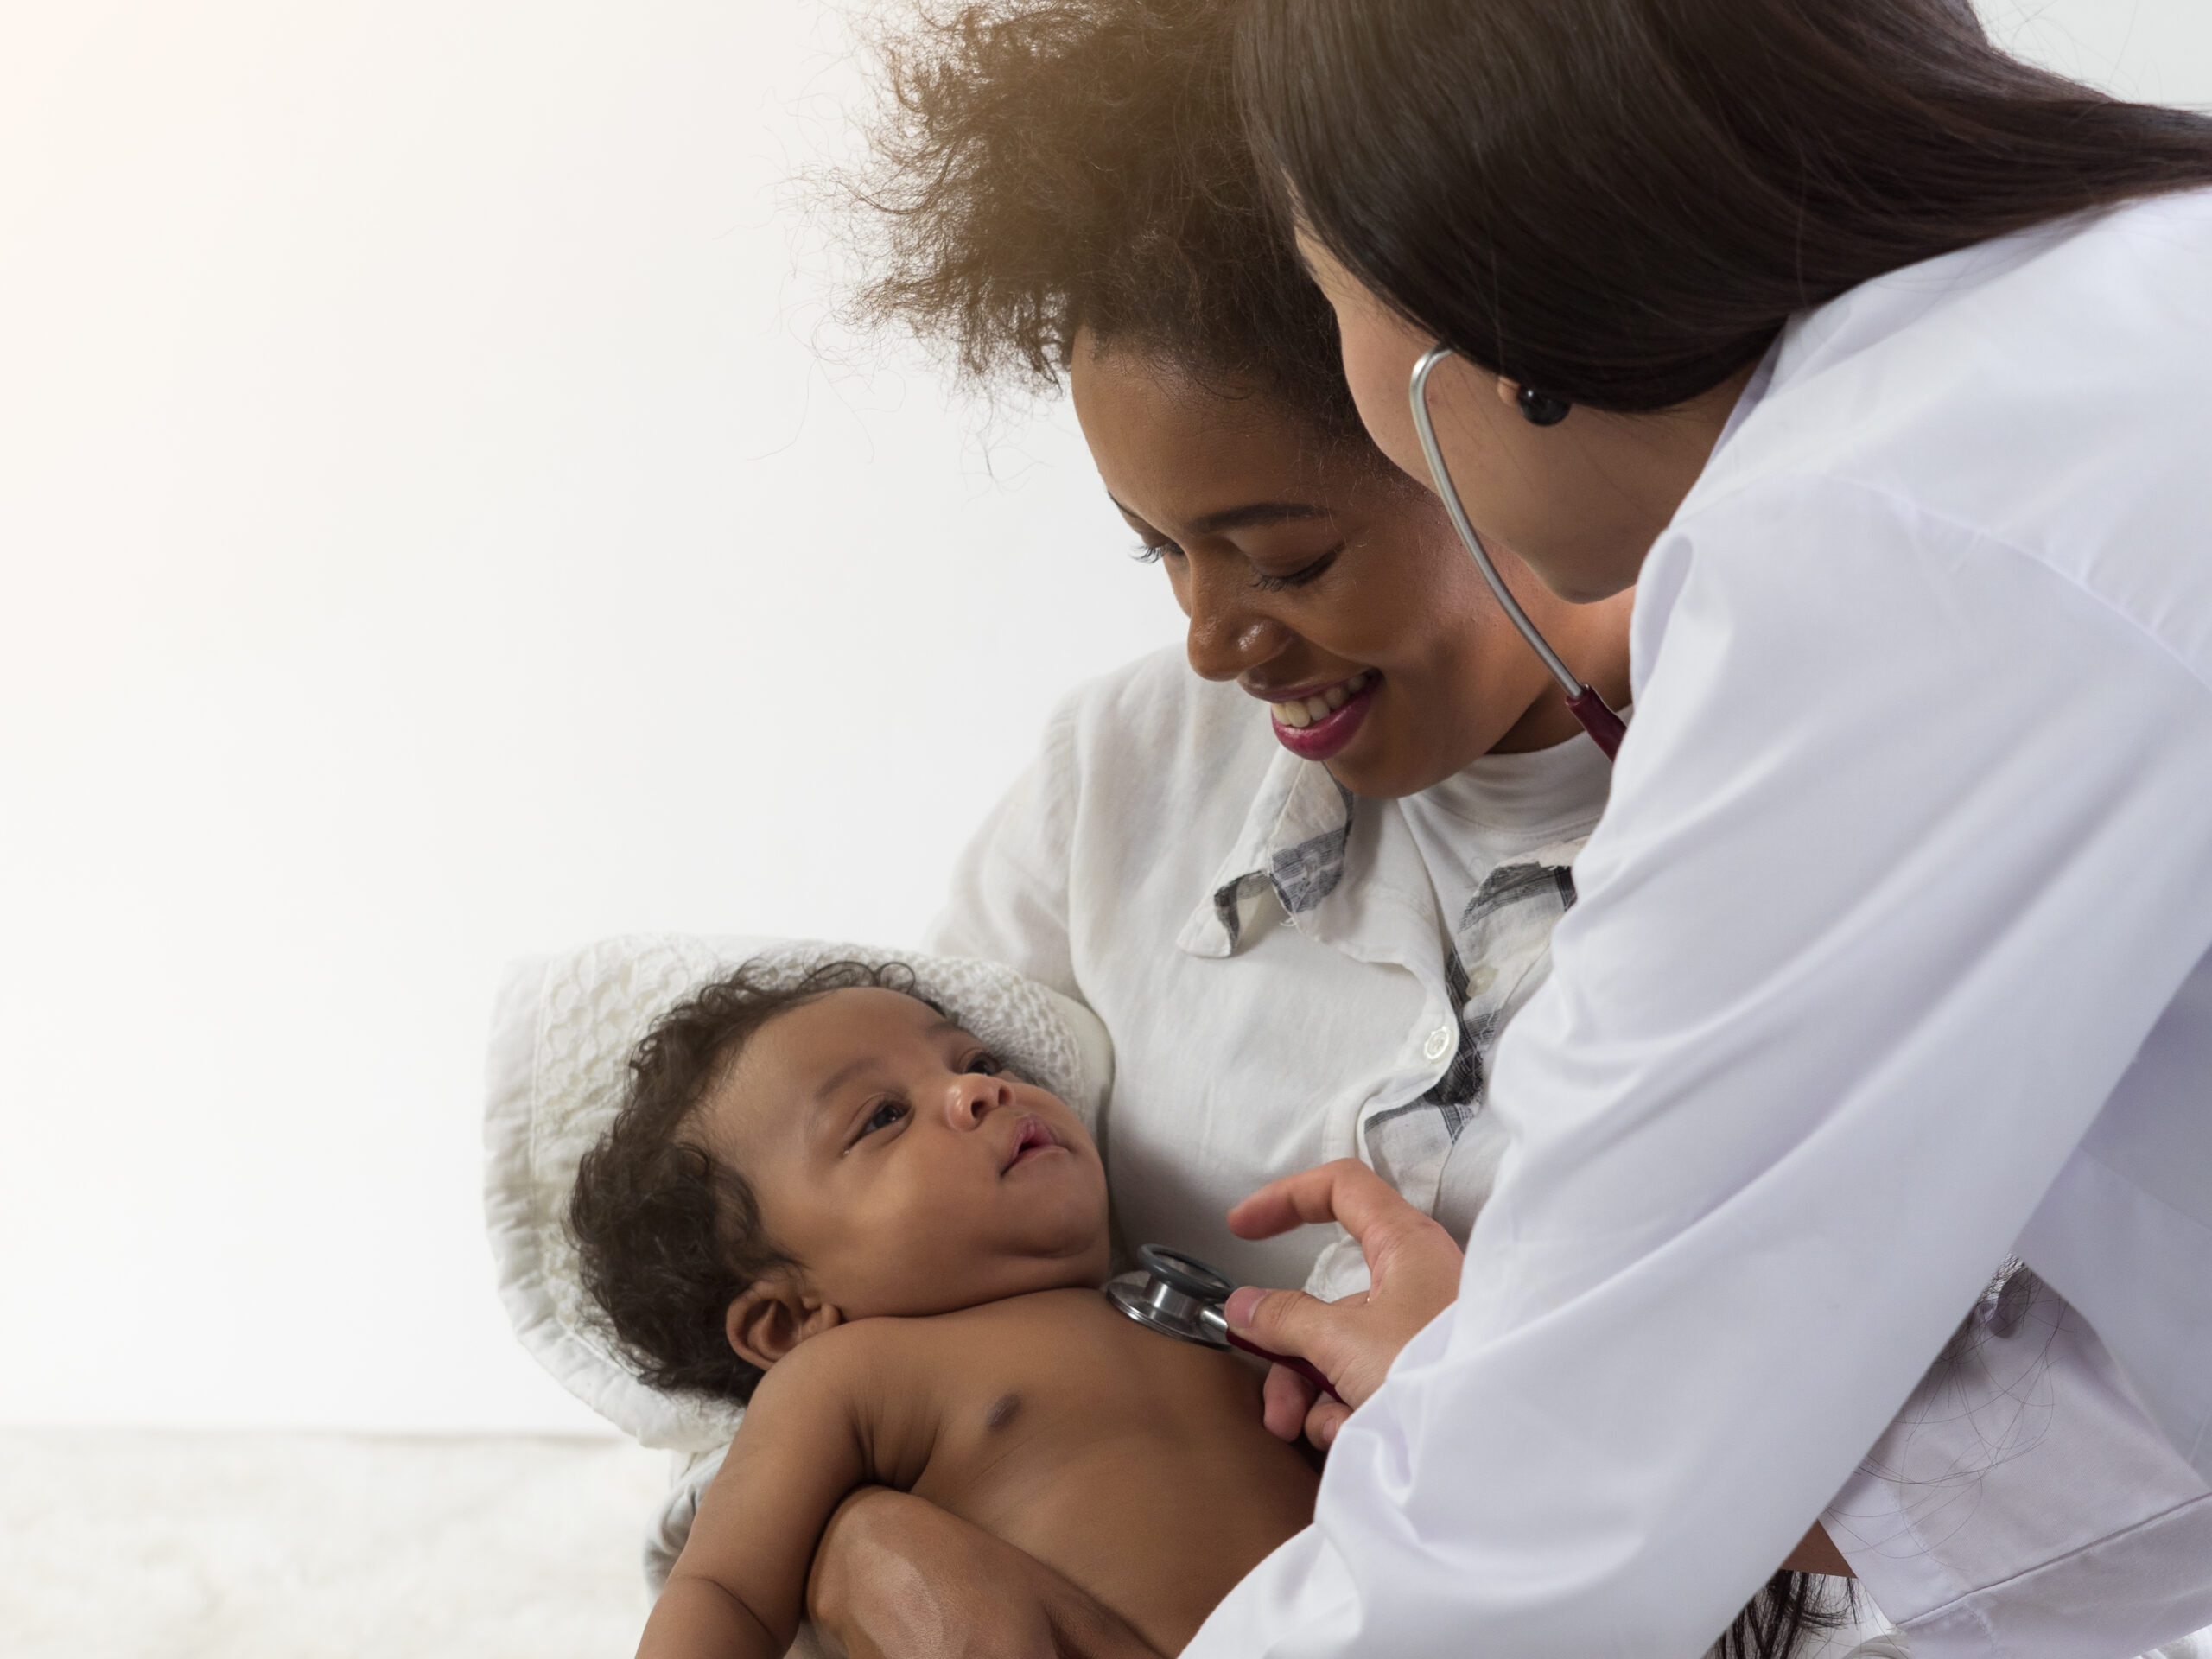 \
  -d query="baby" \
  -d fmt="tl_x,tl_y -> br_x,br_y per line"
569,960 -> 1319,1658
